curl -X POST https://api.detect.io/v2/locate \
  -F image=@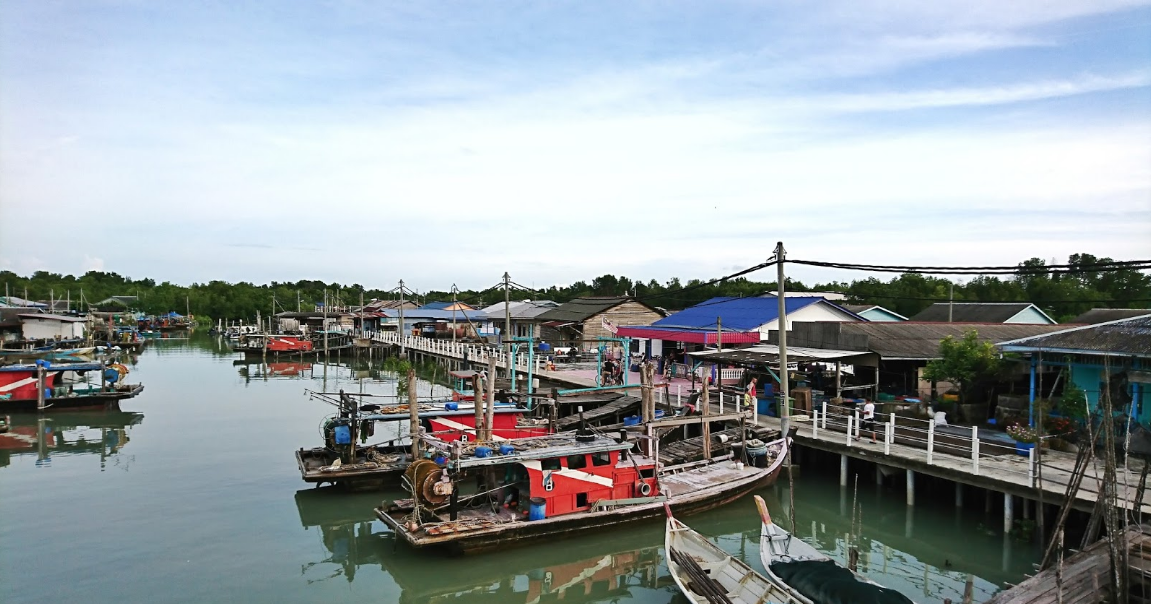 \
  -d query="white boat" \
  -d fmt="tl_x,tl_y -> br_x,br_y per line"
665,504 -> 799,604
754,495 -> 914,604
